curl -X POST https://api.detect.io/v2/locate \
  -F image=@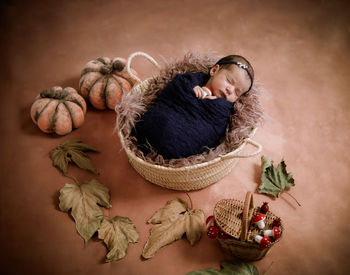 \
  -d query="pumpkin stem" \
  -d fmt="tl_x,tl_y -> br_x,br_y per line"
40,88 -> 68,99
100,64 -> 113,74
112,60 -> 125,72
